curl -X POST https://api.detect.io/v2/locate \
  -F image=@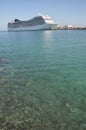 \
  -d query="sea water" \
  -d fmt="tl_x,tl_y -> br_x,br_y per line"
0,30 -> 86,130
